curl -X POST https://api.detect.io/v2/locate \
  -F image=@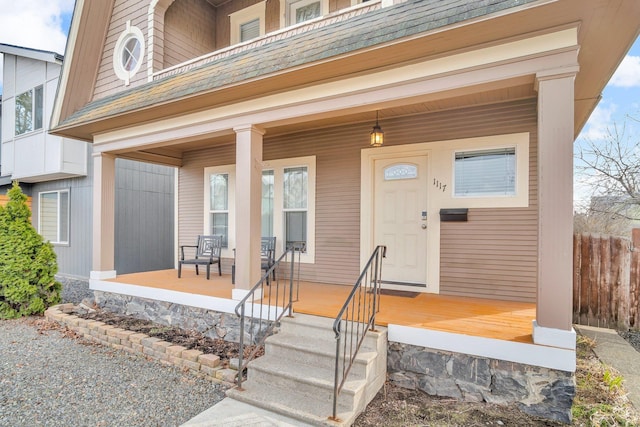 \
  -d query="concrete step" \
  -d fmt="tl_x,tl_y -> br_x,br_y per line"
264,333 -> 376,380
280,314 -> 336,340
226,378 -> 361,427
281,314 -> 385,352
246,354 -> 365,405
227,314 -> 388,427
